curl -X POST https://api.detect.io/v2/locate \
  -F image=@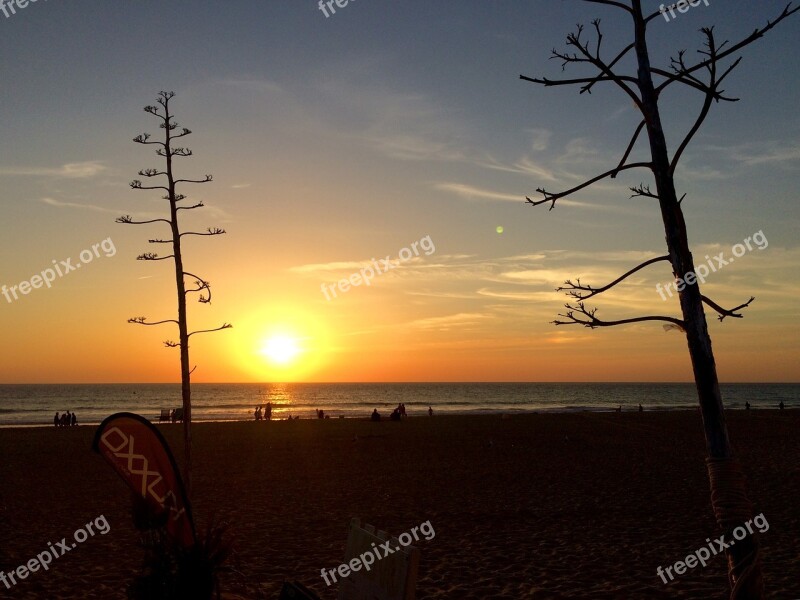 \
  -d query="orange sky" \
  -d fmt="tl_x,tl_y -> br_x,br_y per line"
1,2 -> 798,383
